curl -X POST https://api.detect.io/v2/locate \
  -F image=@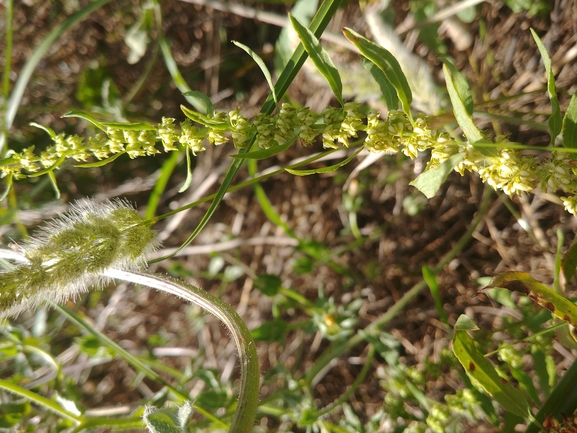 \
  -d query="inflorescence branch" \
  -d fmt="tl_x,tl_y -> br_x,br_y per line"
3,103 -> 577,213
